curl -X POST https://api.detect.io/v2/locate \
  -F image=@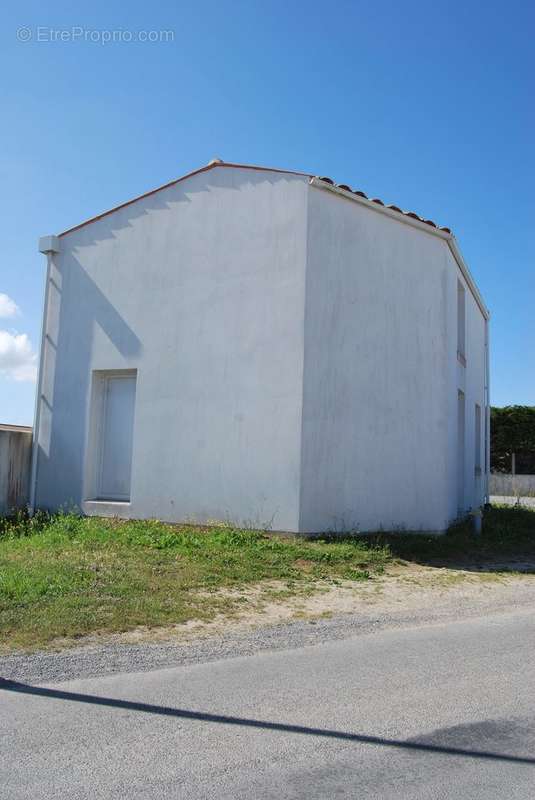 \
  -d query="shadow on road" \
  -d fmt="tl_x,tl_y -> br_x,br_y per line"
1,678 -> 534,767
